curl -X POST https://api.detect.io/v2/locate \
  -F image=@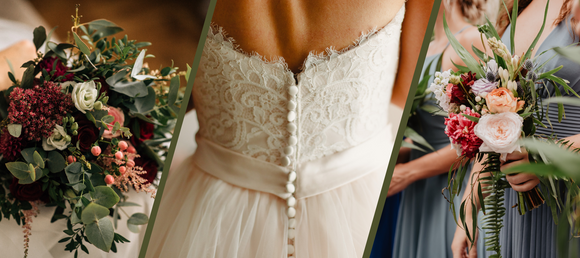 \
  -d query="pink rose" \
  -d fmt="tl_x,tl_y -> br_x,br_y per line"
474,112 -> 523,160
102,107 -> 125,139
485,88 -> 525,113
